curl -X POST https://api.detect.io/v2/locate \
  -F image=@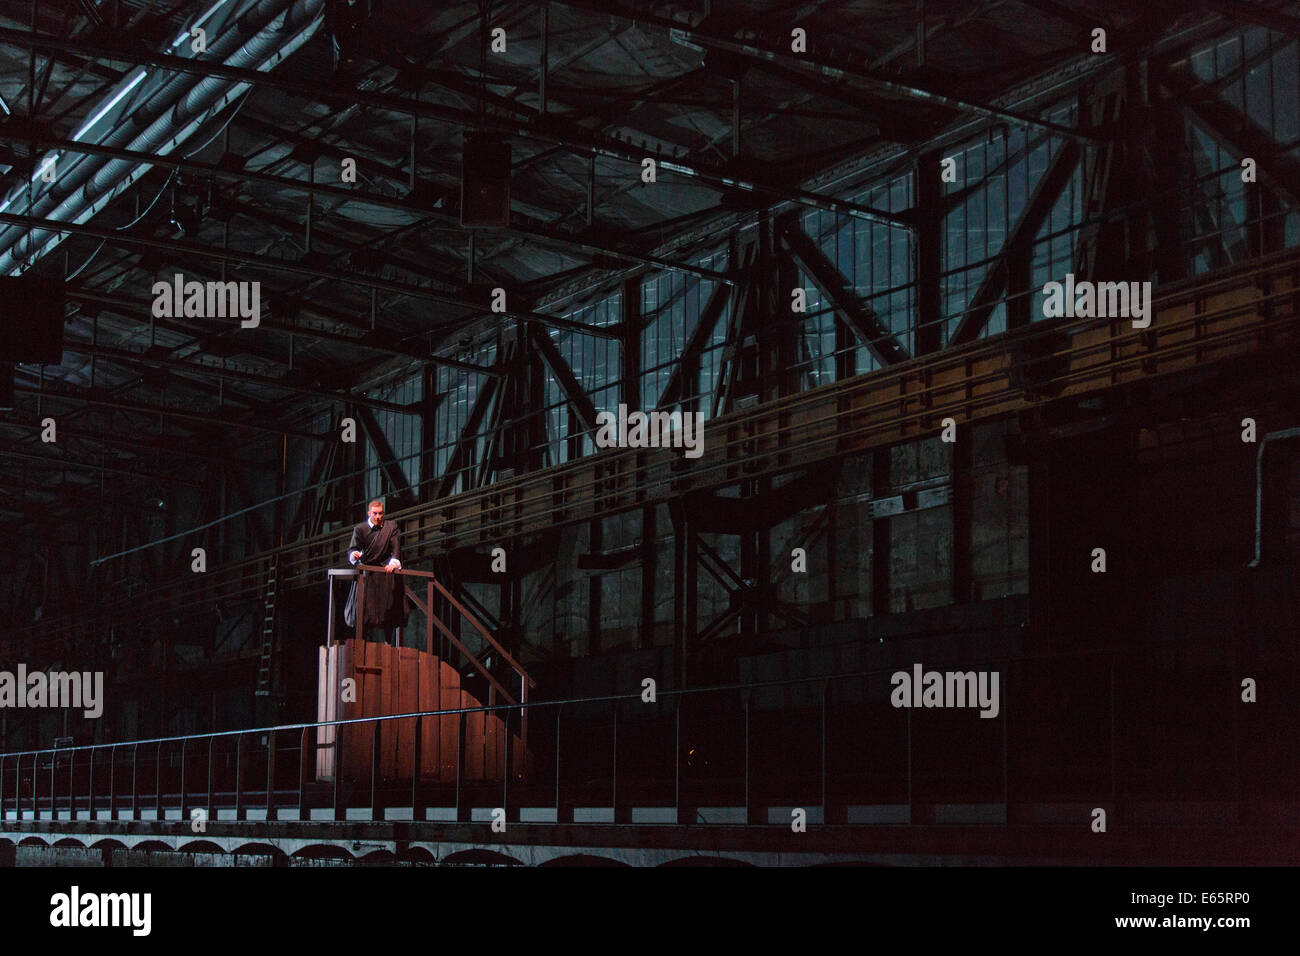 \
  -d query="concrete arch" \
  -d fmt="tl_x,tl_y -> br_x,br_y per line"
538,853 -> 629,867
18,835 -> 50,847
396,845 -> 437,865
291,843 -> 357,861
442,848 -> 522,867
813,860 -> 895,867
75,833 -> 182,852
132,839 -> 173,853
232,842 -> 290,866
659,856 -> 753,867
178,839 -> 225,854
233,841 -> 283,856
87,838 -> 128,855
175,835 -> 254,853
